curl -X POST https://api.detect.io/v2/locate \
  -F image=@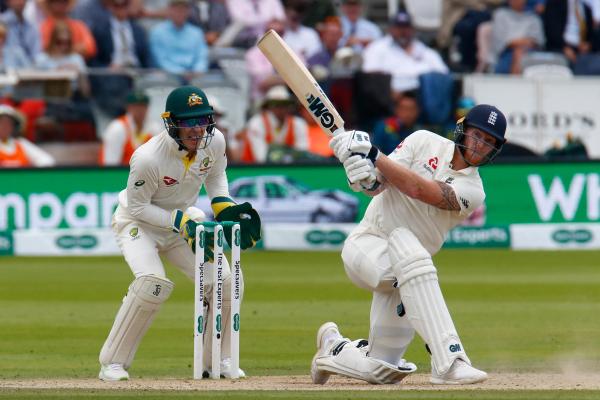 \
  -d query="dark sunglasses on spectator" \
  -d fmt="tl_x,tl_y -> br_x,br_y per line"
175,117 -> 211,128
